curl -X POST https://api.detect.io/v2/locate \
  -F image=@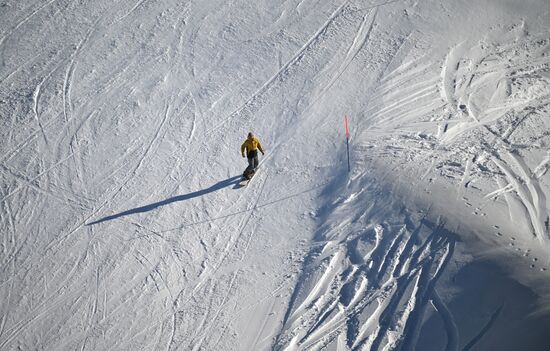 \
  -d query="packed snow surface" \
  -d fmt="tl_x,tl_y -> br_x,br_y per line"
1,0 -> 550,350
